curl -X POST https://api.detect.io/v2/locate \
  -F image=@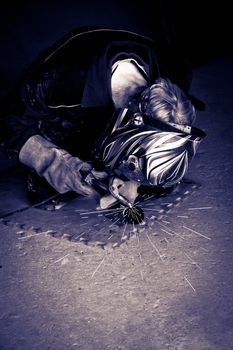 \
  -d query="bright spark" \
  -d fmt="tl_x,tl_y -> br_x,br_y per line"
79,207 -> 123,215
183,225 -> 211,240
91,255 -> 106,278
18,230 -> 55,240
156,221 -> 185,240
184,276 -> 196,292
184,253 -> 202,270
53,253 -> 71,264
188,207 -> 212,210
121,223 -> 128,240
145,231 -> 164,261
109,217 -> 121,227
